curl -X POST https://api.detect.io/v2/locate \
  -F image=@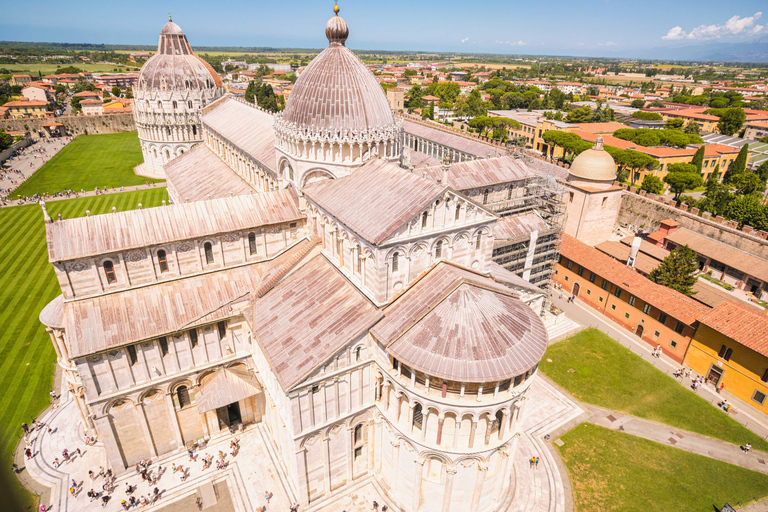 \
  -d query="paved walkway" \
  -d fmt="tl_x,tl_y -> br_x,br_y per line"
1,182 -> 168,209
1,137 -> 72,199
548,292 -> 768,440
18,367 -> 583,512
